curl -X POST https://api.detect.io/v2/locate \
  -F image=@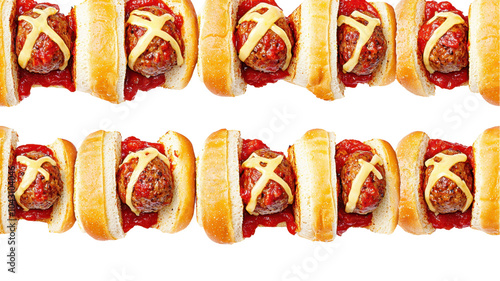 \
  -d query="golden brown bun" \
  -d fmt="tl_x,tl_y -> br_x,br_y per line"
288,129 -> 337,241
0,127 -> 18,234
396,131 -> 435,234
468,0 -> 499,106
74,0 -> 126,103
196,129 -> 243,243
396,0 -> 435,97
365,139 -> 400,234
471,126 -> 500,234
197,0 -> 247,97
0,0 -> 19,106
75,130 -> 194,240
